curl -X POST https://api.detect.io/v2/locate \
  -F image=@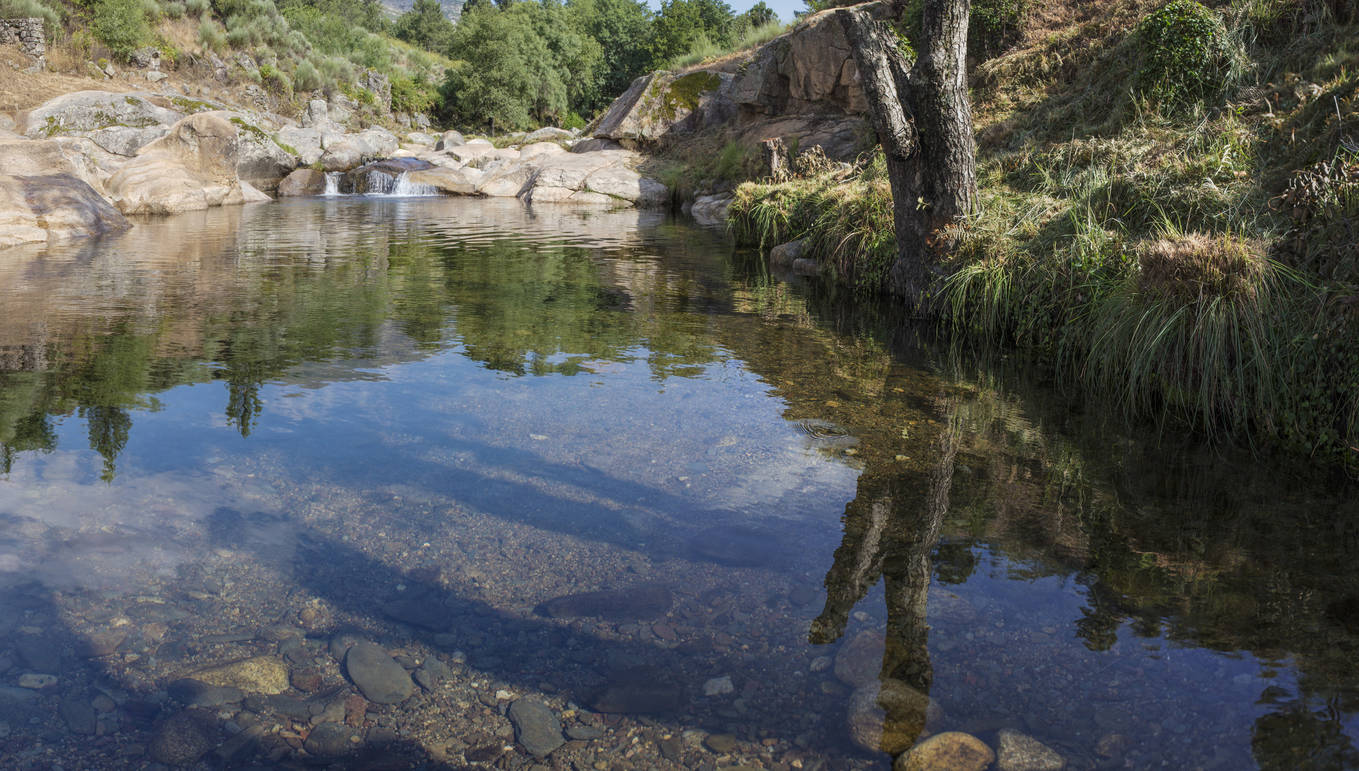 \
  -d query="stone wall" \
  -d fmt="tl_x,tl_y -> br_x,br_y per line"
0,18 -> 45,62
